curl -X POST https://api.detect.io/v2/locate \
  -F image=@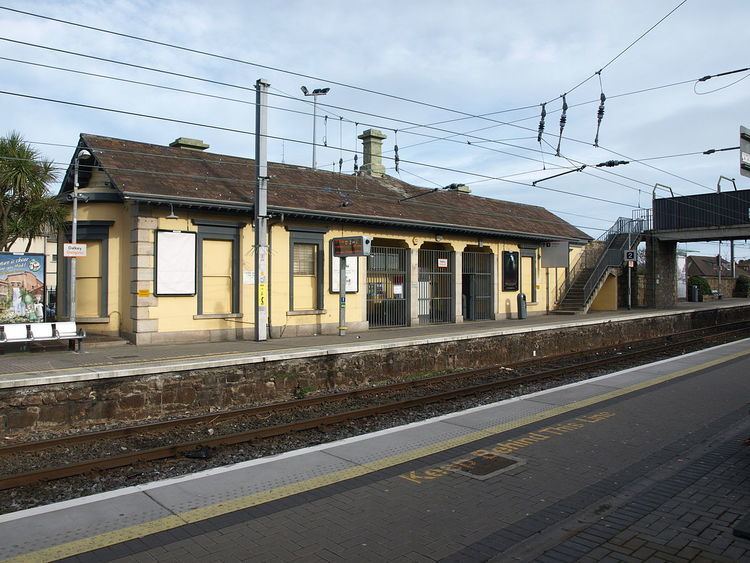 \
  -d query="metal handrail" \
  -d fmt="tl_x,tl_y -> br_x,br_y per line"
581,219 -> 645,305
556,217 -> 641,305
